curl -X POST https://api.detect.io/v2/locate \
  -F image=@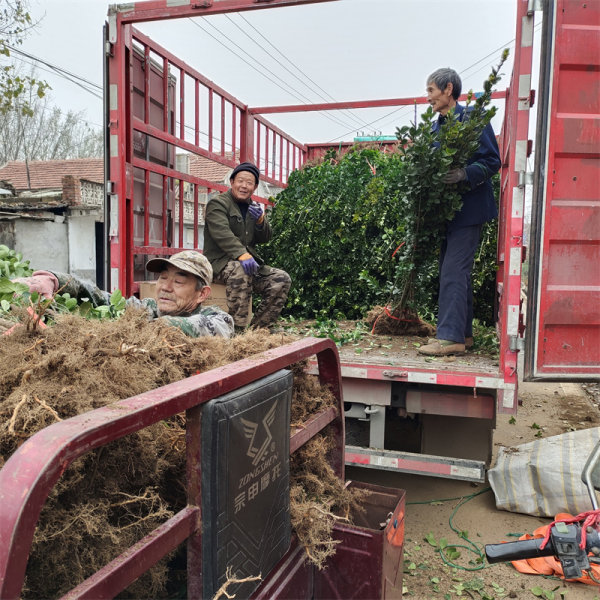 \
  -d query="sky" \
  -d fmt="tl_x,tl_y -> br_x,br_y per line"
14,0 -> 534,146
